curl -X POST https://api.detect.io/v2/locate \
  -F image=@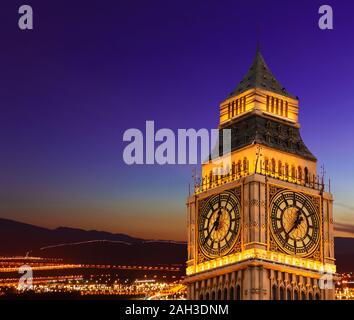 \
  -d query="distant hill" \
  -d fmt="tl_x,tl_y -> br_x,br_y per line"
0,217 -> 353,272
0,218 -> 186,266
